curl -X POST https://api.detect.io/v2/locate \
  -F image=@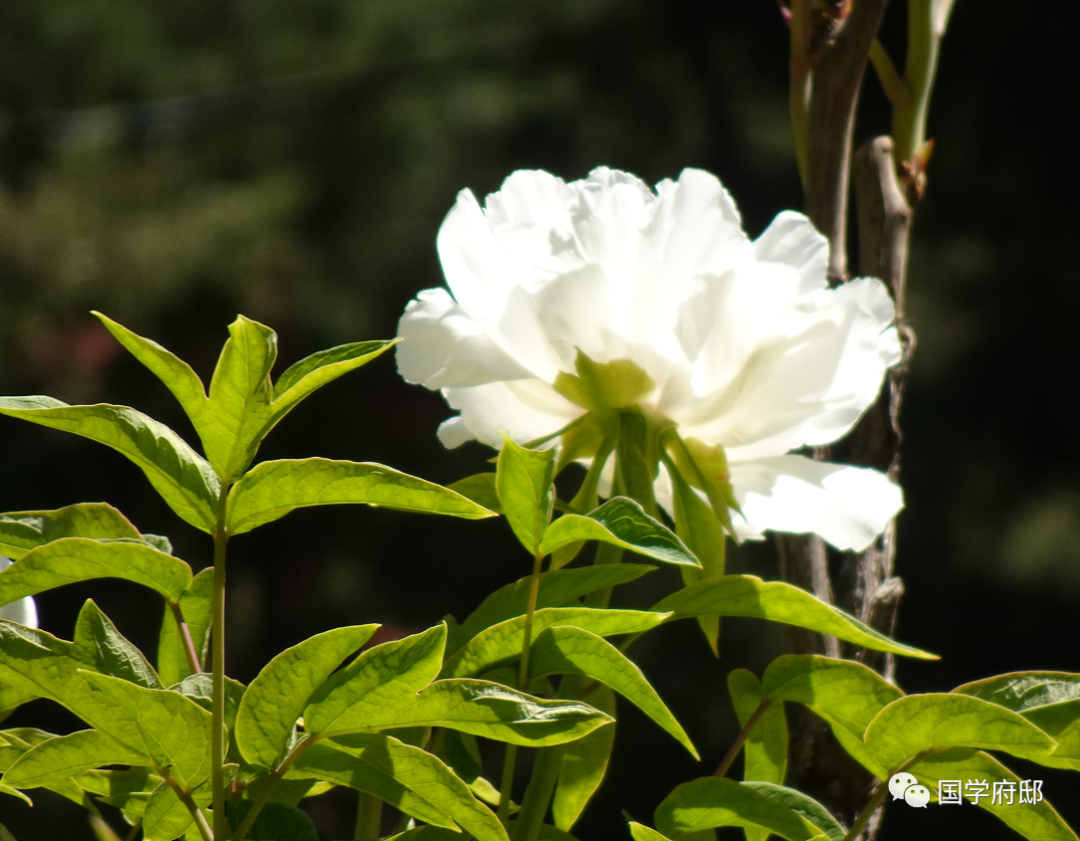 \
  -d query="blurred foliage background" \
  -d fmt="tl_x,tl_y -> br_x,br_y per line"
0,1 -> 1076,838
